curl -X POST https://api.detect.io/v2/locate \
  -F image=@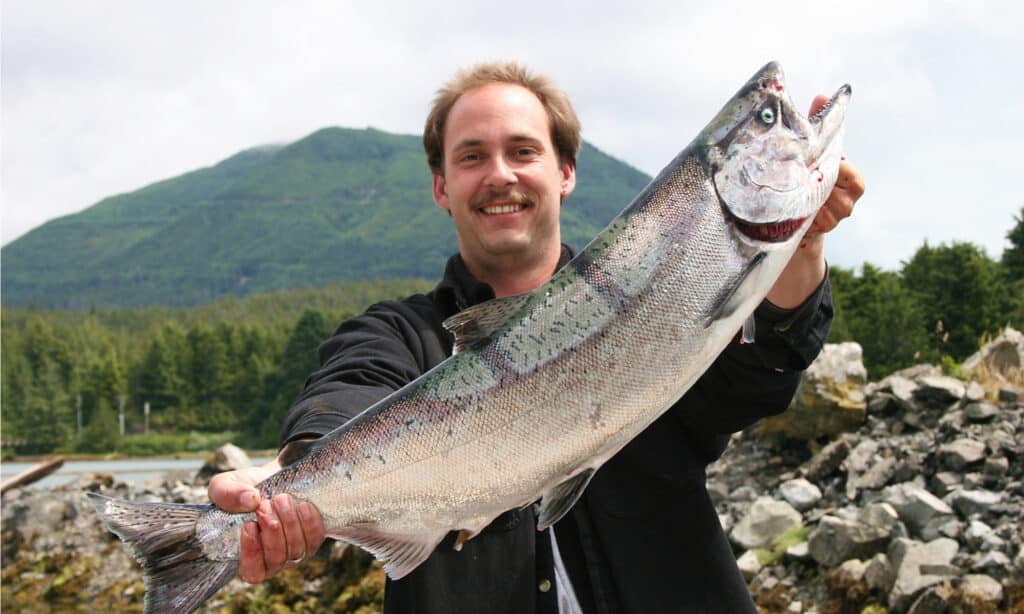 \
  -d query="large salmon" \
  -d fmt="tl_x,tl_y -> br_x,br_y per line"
90,61 -> 850,613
